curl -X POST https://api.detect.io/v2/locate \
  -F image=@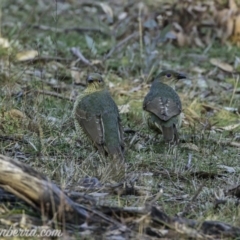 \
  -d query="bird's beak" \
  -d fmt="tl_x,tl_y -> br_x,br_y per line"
177,73 -> 186,80
87,76 -> 94,83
